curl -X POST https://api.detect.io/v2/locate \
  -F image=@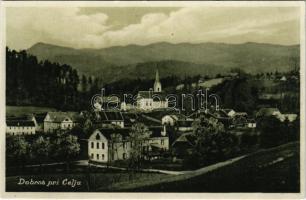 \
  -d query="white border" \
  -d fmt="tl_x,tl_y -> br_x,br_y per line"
0,1 -> 305,199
